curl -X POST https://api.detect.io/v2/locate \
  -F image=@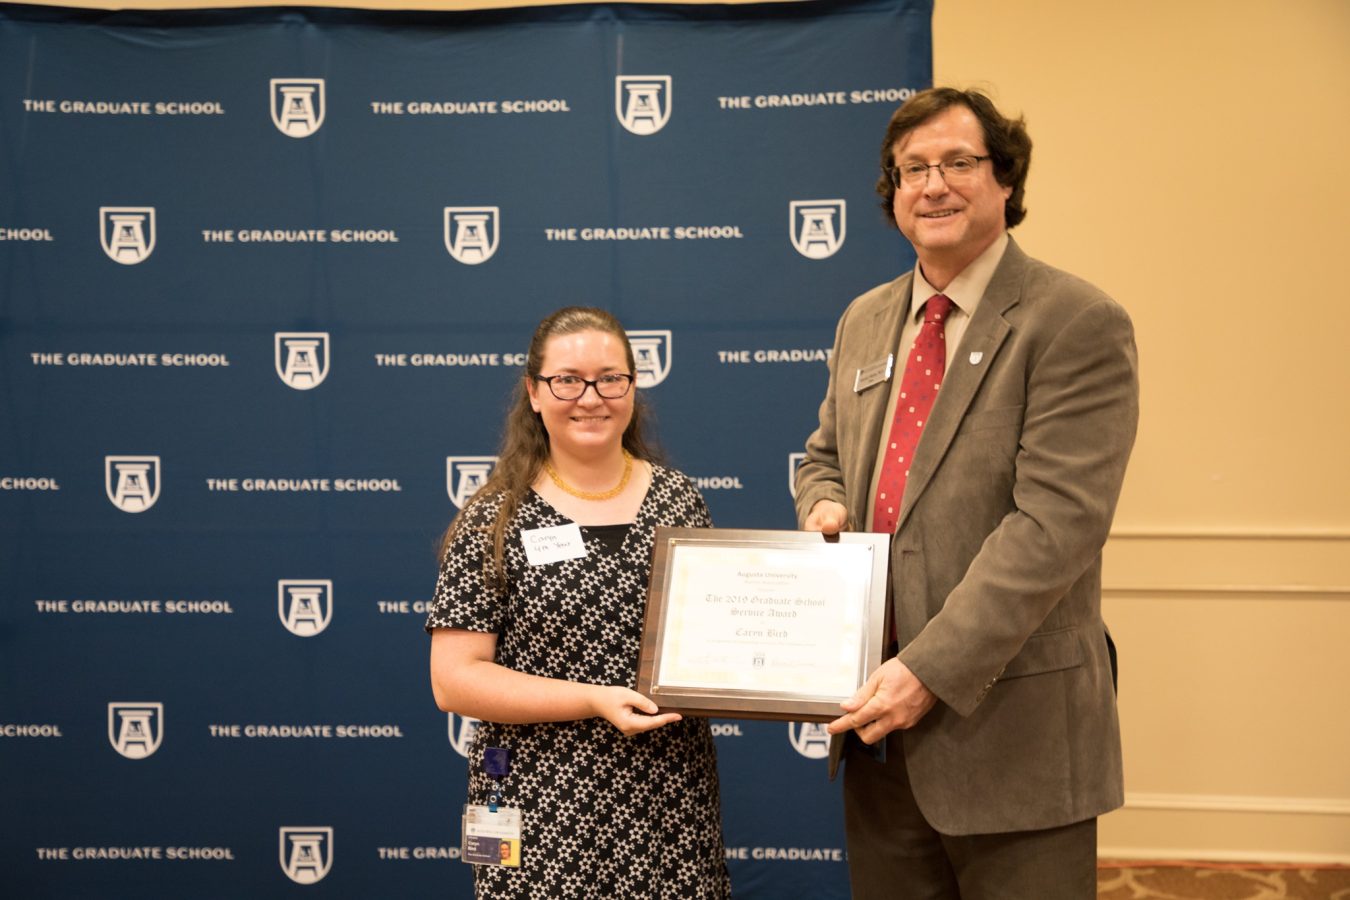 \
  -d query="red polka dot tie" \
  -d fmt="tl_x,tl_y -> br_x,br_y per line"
872,293 -> 953,535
